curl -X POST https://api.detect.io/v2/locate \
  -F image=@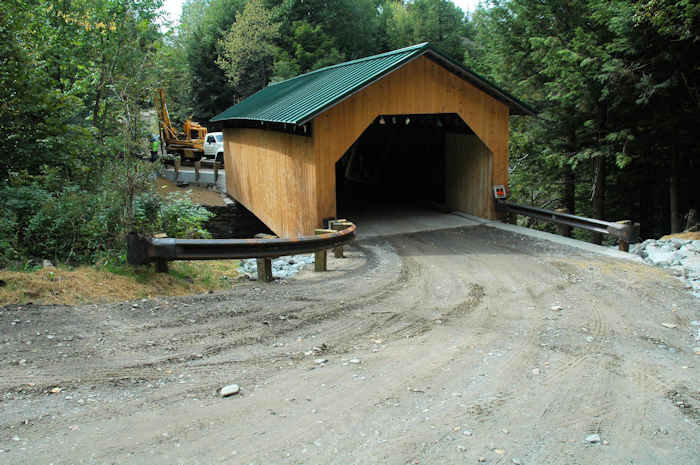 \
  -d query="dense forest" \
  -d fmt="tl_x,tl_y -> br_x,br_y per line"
1,0 -> 698,267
